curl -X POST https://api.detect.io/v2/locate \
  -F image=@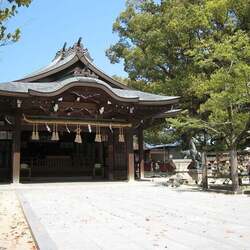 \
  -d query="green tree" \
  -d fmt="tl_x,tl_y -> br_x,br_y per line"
107,0 -> 250,192
0,0 -> 31,46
